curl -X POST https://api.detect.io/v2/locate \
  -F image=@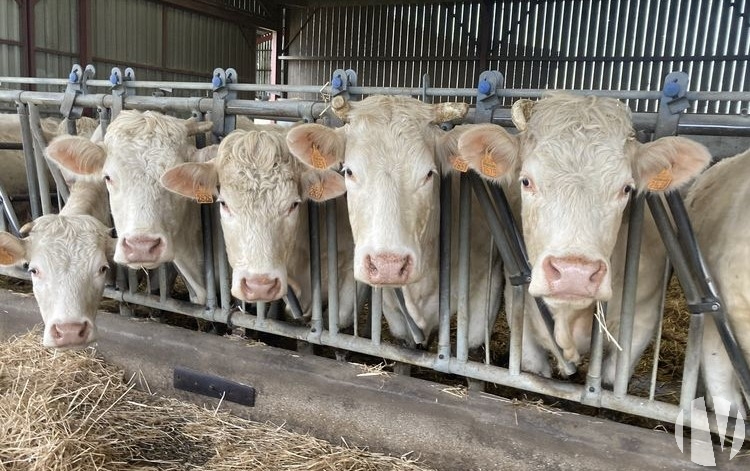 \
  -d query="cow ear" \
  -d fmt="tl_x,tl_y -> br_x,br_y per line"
189,144 -> 219,163
161,161 -> 219,202
0,232 -> 26,266
300,168 -> 346,202
457,124 -> 519,180
633,136 -> 711,192
435,125 -> 469,176
287,124 -> 344,170
46,135 -> 106,175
